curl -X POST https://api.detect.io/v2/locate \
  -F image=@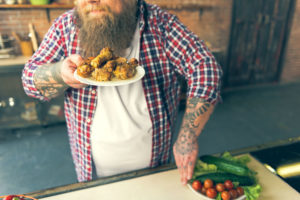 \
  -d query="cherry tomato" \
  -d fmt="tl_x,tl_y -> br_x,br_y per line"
216,183 -> 226,192
204,179 -> 214,189
224,180 -> 234,190
229,189 -> 238,199
236,187 -> 244,196
206,188 -> 217,199
221,191 -> 231,200
192,180 -> 202,191
3,195 -> 16,200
